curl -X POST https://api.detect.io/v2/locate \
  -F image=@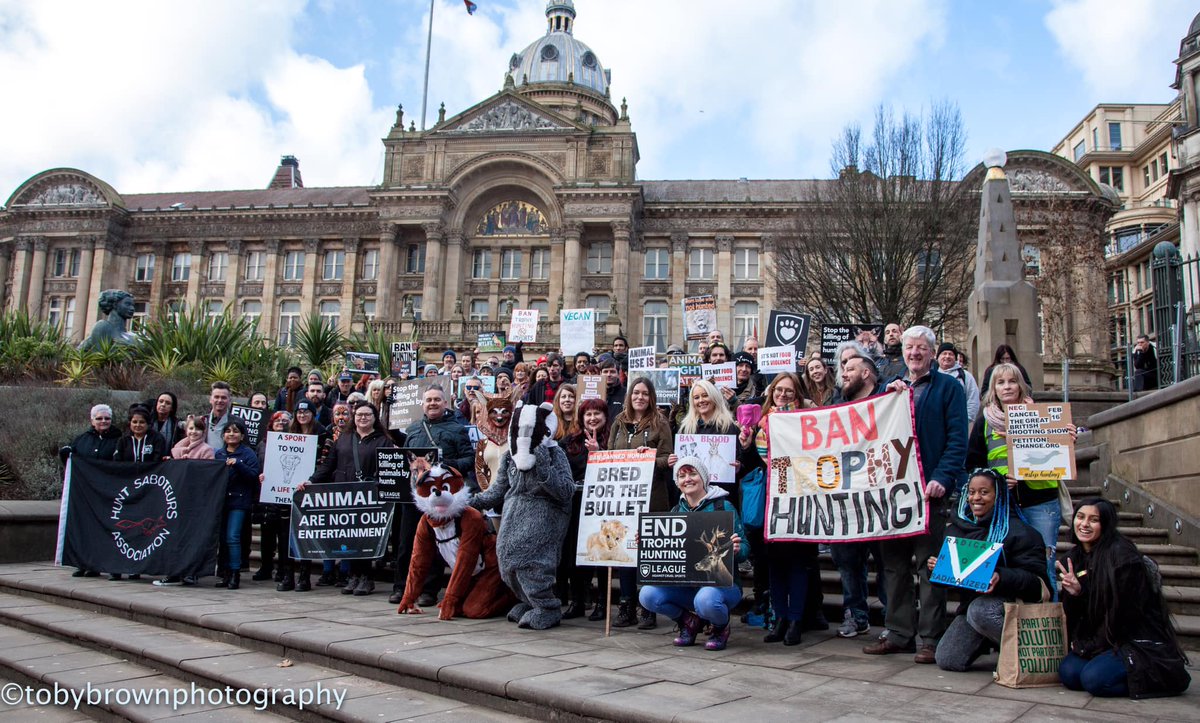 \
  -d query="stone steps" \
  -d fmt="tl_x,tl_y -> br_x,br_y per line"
0,587 -> 551,722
